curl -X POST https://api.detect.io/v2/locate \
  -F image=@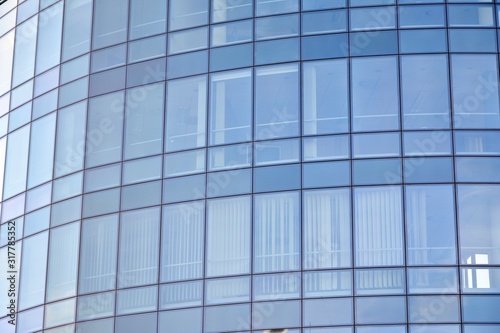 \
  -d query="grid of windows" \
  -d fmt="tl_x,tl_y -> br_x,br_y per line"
1,0 -> 500,332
